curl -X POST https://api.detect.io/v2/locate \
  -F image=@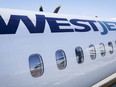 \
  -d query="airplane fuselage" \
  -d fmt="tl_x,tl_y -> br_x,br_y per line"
0,8 -> 116,87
